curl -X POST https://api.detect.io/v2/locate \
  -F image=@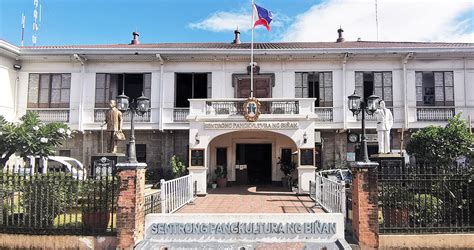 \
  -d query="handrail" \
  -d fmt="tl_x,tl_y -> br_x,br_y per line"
160,174 -> 194,214
310,175 -> 346,218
